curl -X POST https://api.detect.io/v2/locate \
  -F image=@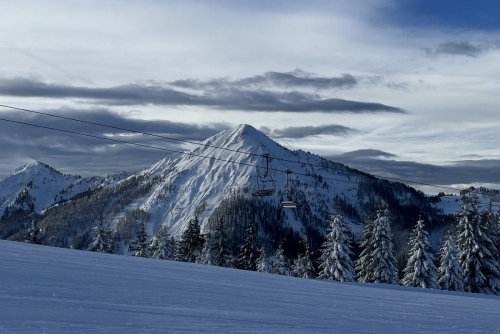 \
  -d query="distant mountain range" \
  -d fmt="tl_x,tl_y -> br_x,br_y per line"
0,124 -> 457,258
